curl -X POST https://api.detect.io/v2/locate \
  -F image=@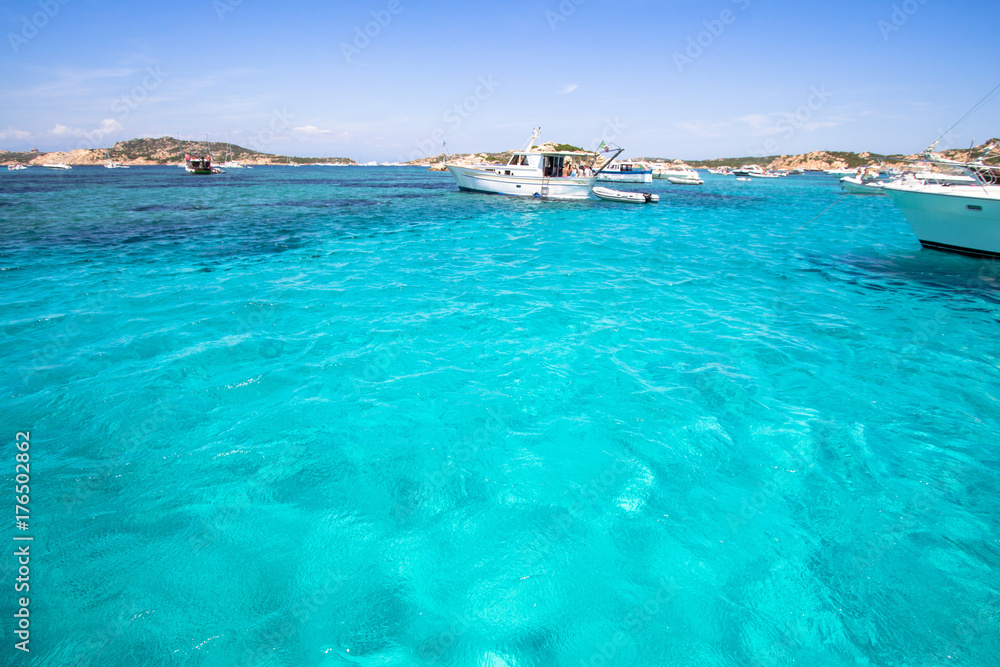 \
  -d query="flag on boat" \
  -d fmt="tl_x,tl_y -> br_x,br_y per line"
598,141 -> 612,153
